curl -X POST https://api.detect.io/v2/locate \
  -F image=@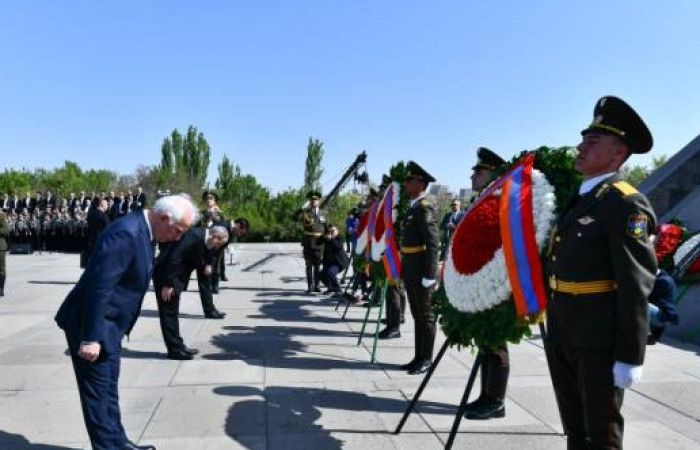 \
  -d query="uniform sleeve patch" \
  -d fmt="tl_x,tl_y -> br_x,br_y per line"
627,213 -> 648,238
